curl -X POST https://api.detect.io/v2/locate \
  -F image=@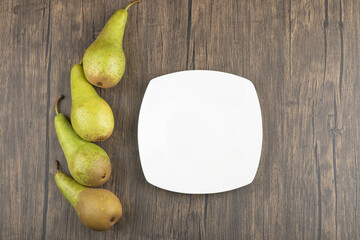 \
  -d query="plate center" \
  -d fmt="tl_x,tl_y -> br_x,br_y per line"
165,98 -> 235,170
